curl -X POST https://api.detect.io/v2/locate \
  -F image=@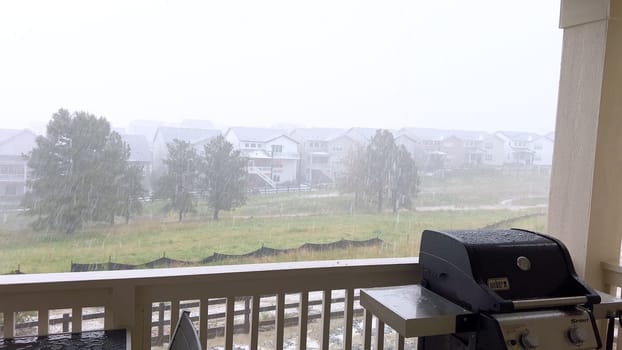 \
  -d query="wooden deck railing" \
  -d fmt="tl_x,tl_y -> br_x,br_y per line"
0,257 -> 420,349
